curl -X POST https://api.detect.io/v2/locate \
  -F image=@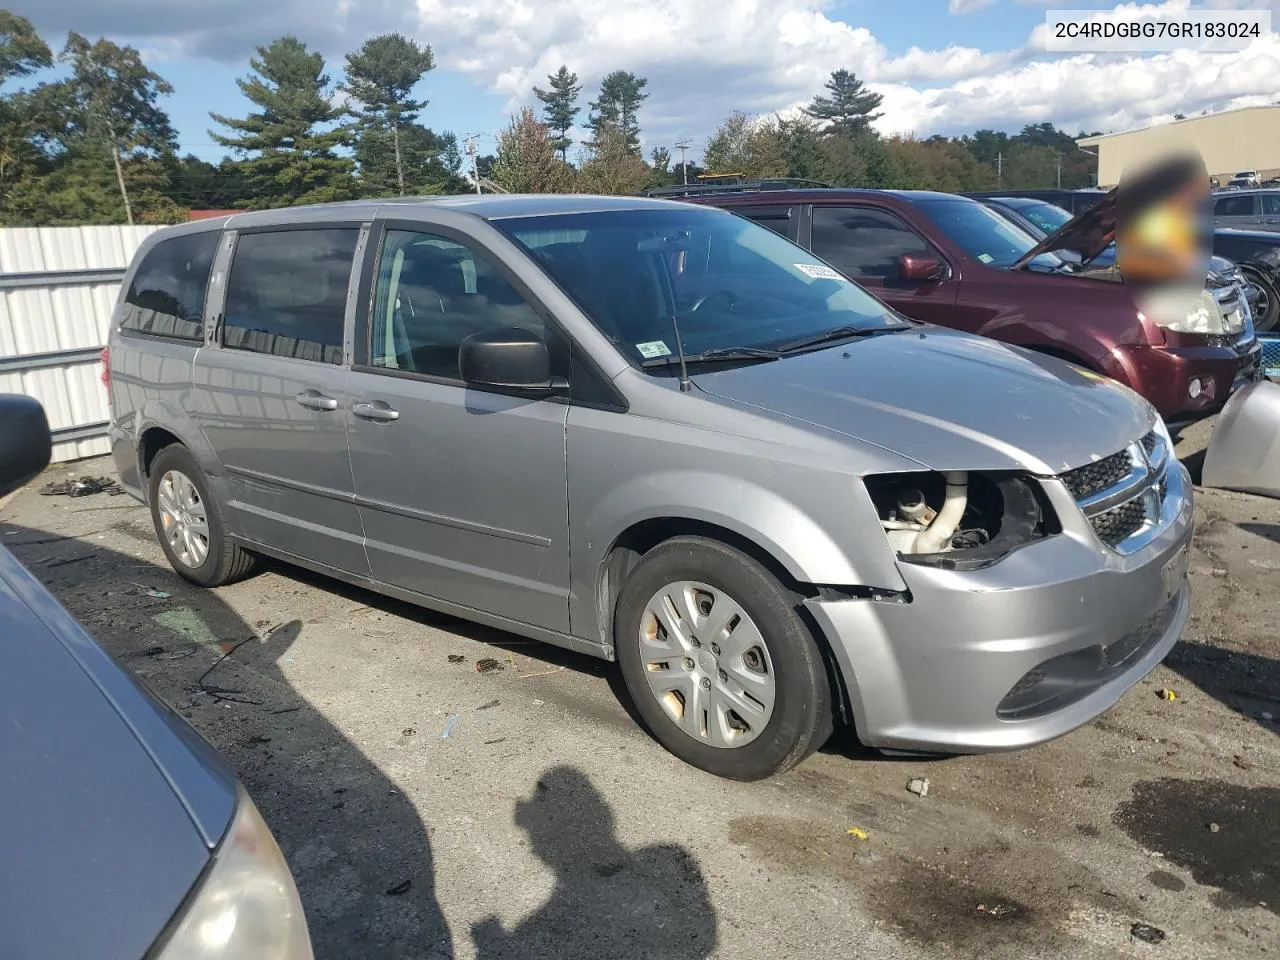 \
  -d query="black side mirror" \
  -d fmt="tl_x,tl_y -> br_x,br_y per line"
0,394 -> 52,499
898,254 -> 947,282
459,328 -> 562,392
